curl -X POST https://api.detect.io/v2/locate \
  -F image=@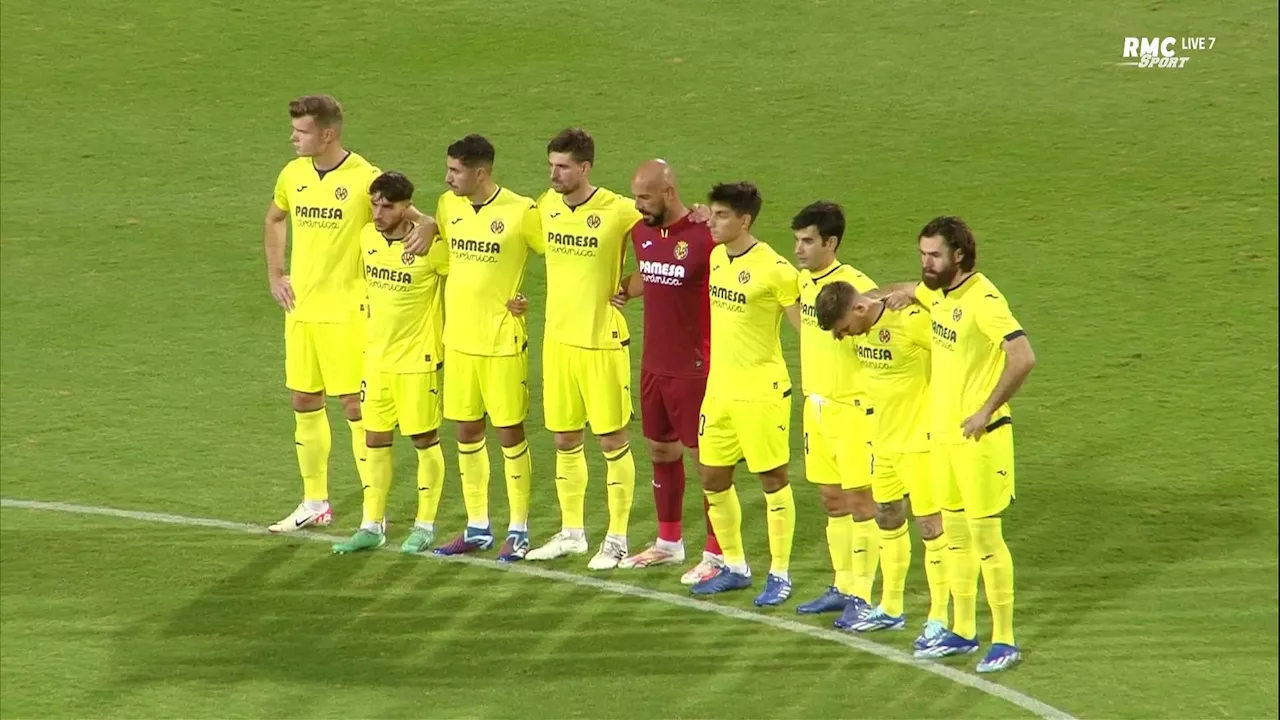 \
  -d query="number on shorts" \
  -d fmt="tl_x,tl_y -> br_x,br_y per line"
698,414 -> 706,437
359,380 -> 367,404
